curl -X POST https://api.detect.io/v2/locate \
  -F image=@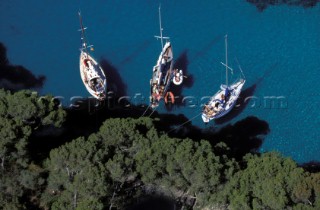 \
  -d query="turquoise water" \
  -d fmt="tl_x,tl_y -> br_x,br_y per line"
1,1 -> 319,163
